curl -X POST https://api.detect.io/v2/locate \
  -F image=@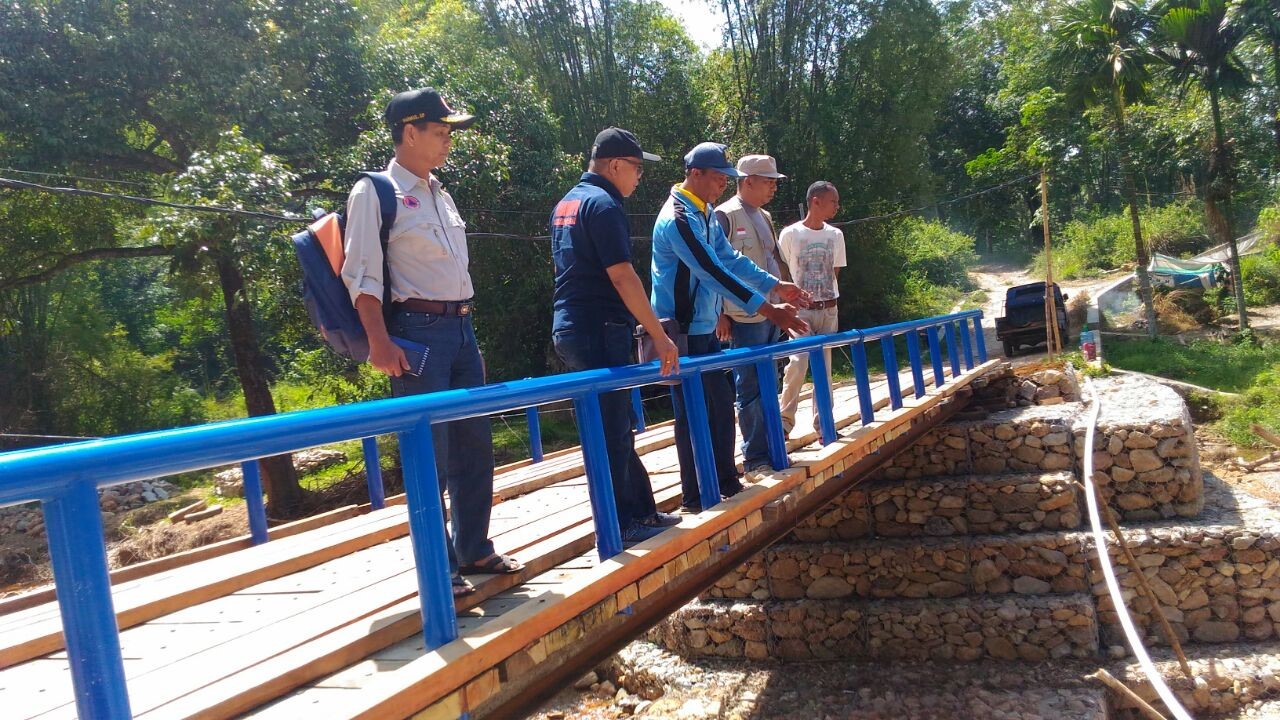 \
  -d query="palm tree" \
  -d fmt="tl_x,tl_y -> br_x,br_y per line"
1240,0 -> 1280,156
1050,0 -> 1159,337
1156,0 -> 1253,329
